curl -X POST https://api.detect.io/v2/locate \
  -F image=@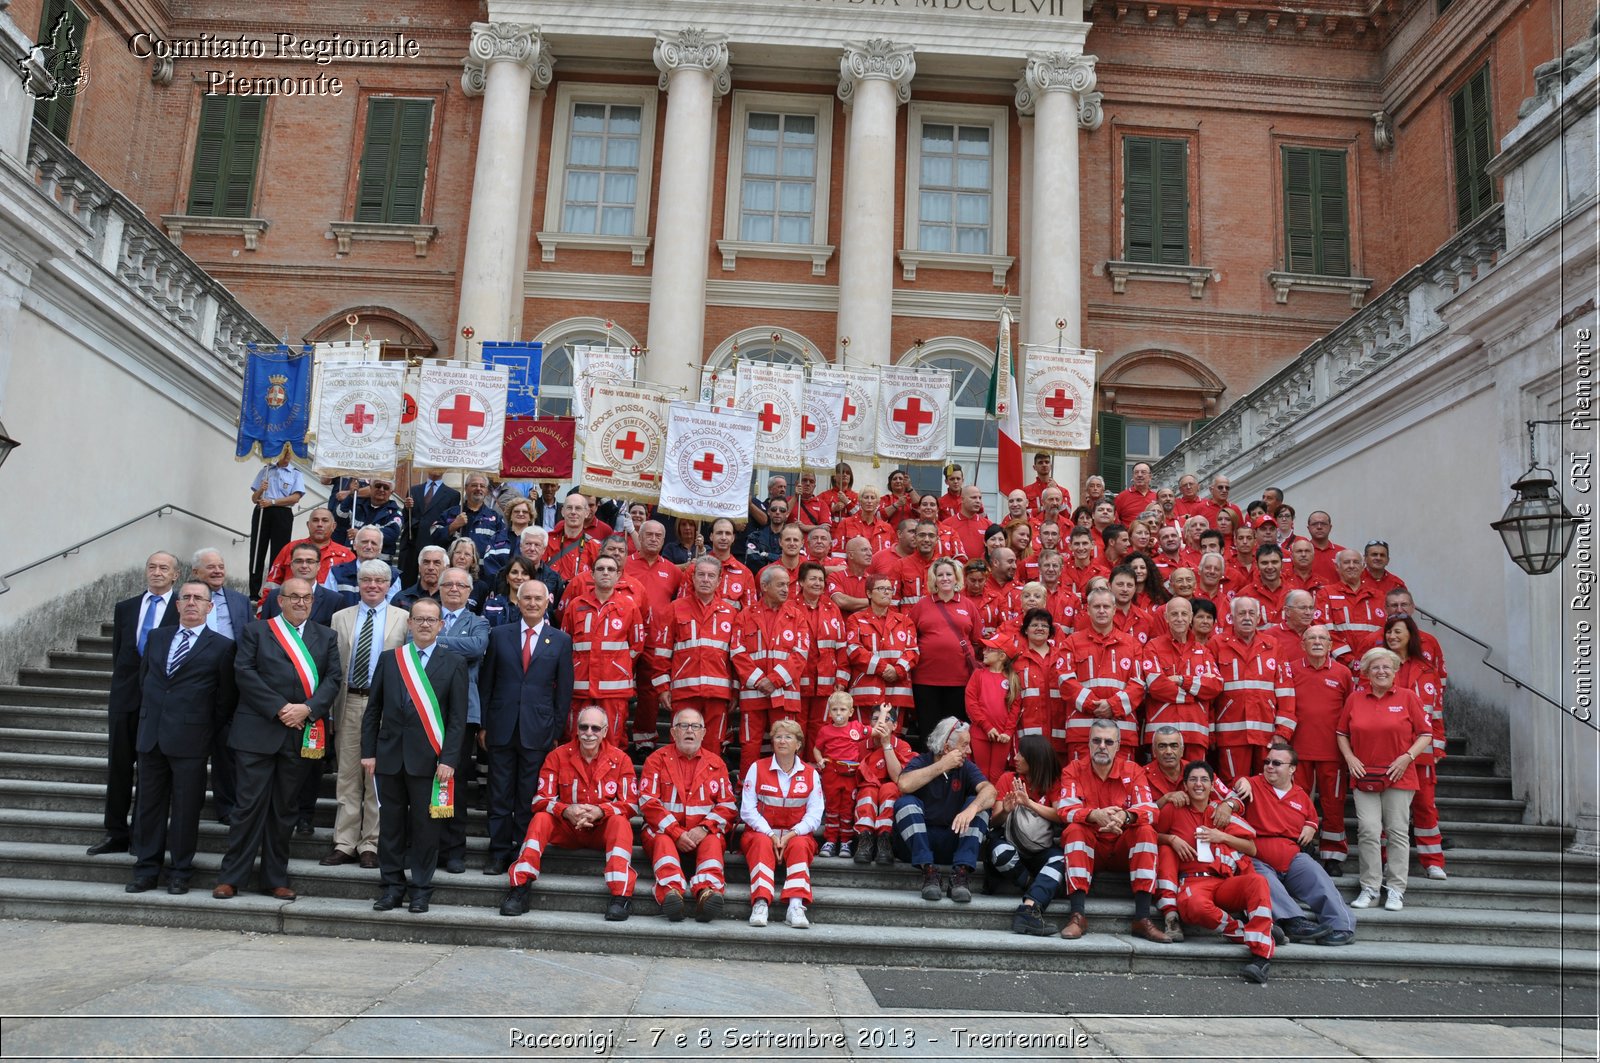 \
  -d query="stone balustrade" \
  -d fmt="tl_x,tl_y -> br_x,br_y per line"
1154,203 -> 1506,483
25,123 -> 275,373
